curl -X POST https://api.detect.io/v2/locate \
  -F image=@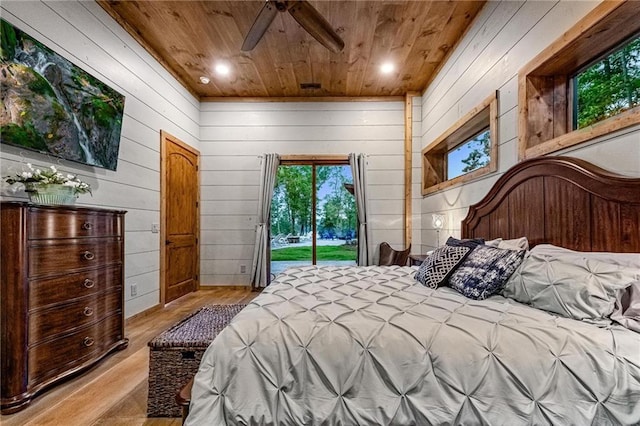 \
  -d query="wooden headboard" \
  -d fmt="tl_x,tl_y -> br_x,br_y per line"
462,156 -> 640,253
